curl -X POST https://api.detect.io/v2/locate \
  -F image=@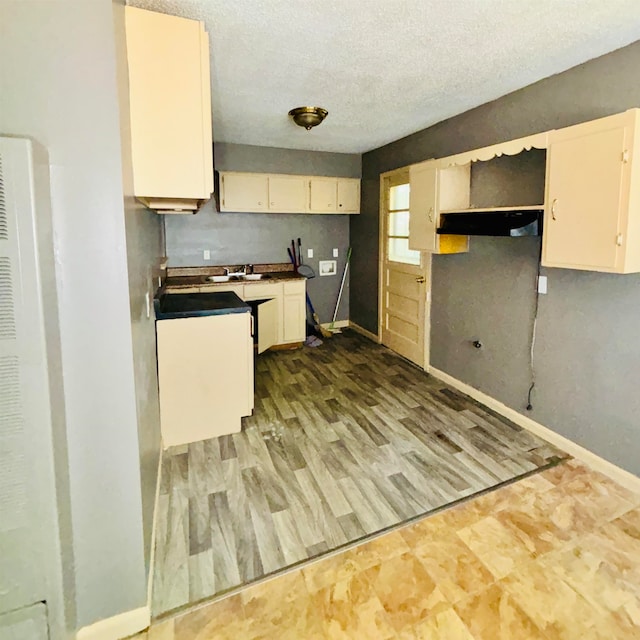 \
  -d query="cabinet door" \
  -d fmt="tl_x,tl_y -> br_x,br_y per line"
283,295 -> 306,342
309,177 -> 338,213
409,163 -> 438,251
543,125 -> 626,271
125,7 -> 212,200
268,175 -> 307,212
220,173 -> 269,212
257,298 -> 279,353
337,178 -> 360,213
